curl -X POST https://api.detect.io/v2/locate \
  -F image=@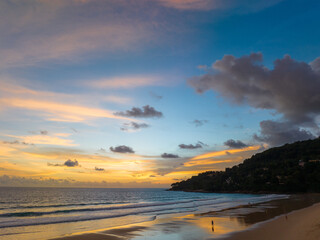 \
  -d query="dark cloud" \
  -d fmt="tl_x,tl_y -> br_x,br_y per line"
253,120 -> 316,147
224,139 -> 248,149
47,159 -> 79,167
191,119 -> 208,127
114,105 -> 163,118
161,153 -> 179,158
64,159 -> 79,167
110,145 -> 135,153
121,122 -> 150,131
179,144 -> 202,149
179,141 -> 205,149
95,167 -> 104,171
149,175 -> 156,177
189,53 -> 320,146
189,53 -> 320,126
131,122 -> 149,129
